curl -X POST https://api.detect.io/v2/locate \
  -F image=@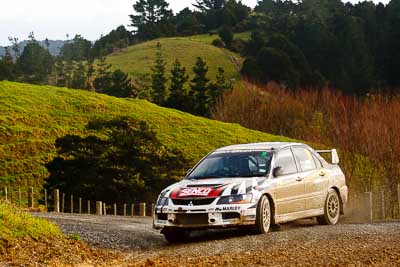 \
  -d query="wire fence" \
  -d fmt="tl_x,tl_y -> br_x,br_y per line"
0,186 -> 155,217
1,185 -> 400,221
